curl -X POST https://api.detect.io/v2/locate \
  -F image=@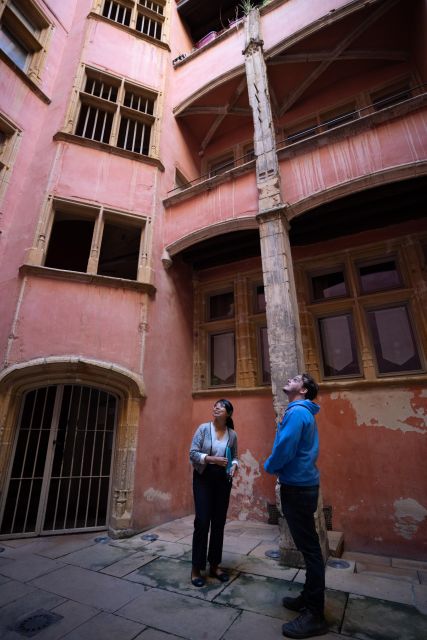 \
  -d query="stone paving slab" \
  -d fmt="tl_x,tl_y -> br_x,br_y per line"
134,629 -> 184,640
112,537 -> 191,559
0,533 -> 96,558
419,571 -> 427,585
30,564 -> 148,612
117,585 -> 240,640
125,555 -> 234,601
355,561 -> 420,583
0,554 -> 65,582
214,572 -> 347,632
413,583 -> 427,614
235,555 -> 298,581
342,593 -> 427,640
392,557 -> 427,571
61,611 -> 146,640
247,541 -> 282,560
59,541 -> 133,570
101,551 -> 158,577
1,599 -> 99,640
223,609 -> 347,640
222,536 -> 262,555
295,566 -> 414,605
0,579 -> 35,607
343,551 -> 391,566
0,587 -> 65,639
